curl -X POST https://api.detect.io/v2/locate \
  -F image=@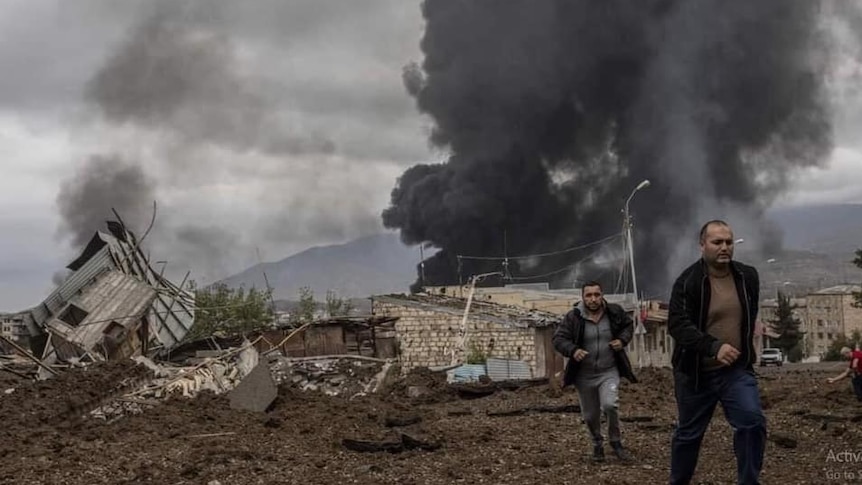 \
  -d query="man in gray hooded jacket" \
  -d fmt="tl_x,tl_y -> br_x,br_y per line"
553,280 -> 637,462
